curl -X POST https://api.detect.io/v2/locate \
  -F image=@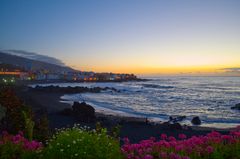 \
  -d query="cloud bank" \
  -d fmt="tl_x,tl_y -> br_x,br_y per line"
221,68 -> 240,75
1,50 -> 65,66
